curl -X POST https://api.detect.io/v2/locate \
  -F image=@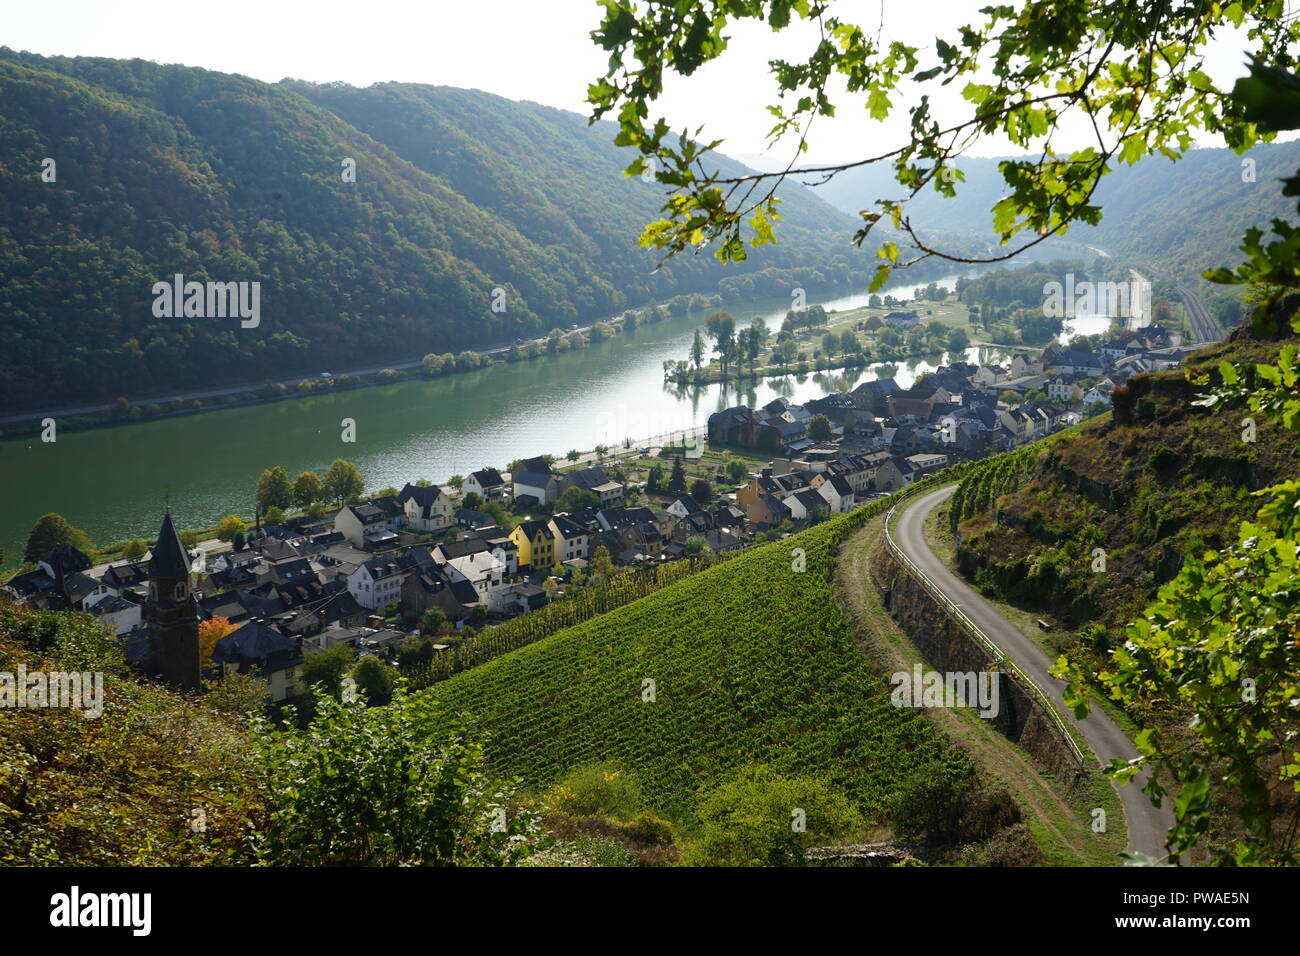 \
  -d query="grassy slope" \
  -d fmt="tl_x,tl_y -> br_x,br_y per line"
953,328 -> 1298,641
427,504 -> 963,824
835,511 -> 1126,865
0,600 -> 260,864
